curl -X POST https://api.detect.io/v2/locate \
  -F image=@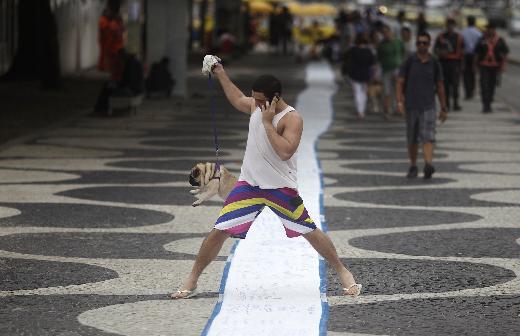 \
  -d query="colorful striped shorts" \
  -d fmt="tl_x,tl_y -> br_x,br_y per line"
214,181 -> 317,239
